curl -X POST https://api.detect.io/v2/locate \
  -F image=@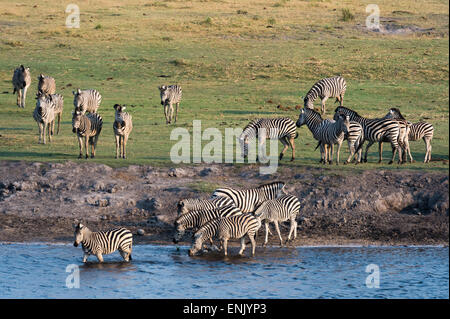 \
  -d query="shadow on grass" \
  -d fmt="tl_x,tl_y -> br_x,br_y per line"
0,151 -> 72,158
